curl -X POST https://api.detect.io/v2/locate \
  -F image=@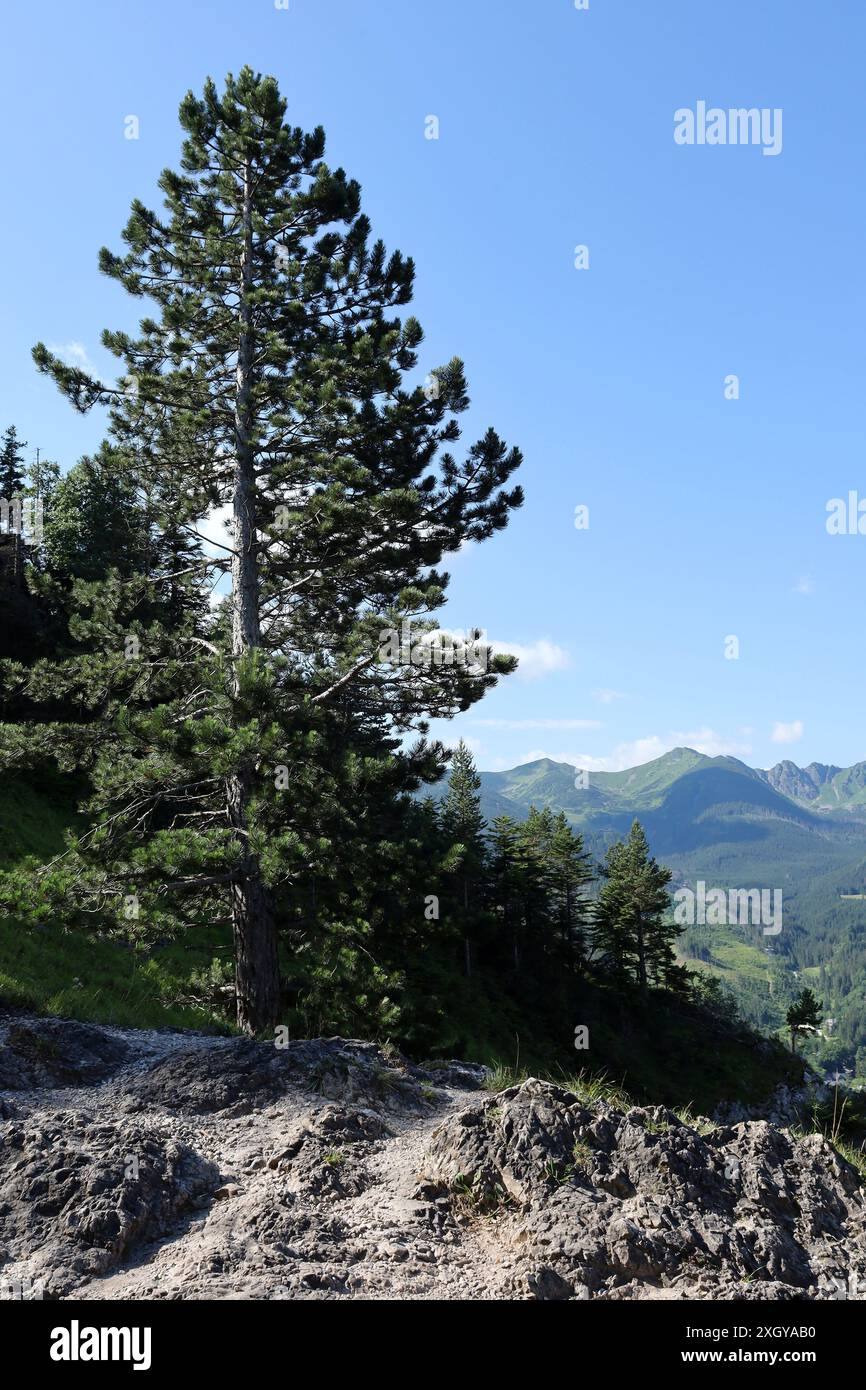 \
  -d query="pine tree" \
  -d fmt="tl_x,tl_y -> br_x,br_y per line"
0,425 -> 27,516
786,987 -> 822,1054
548,810 -> 594,972
26,452 -> 60,504
13,69 -> 522,1033
439,740 -> 488,977
592,820 -> 675,989
517,807 -> 557,965
488,815 -> 523,970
